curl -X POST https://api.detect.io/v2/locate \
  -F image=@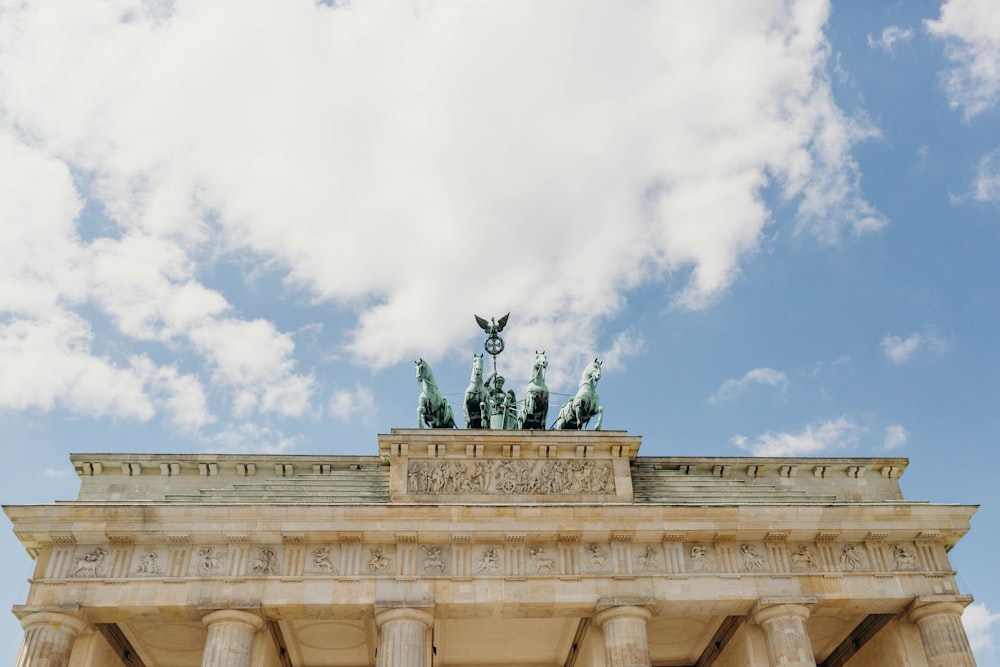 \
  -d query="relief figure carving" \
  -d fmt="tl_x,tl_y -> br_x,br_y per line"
368,547 -> 392,574
840,544 -> 866,571
422,546 -> 445,574
71,548 -> 108,578
252,548 -> 278,575
529,547 -> 555,573
637,545 -> 663,572
587,544 -> 608,570
136,552 -> 161,575
311,546 -> 336,573
790,544 -> 817,571
739,544 -> 765,571
198,547 -> 224,575
476,548 -> 501,574
690,545 -> 715,572
891,544 -> 919,571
